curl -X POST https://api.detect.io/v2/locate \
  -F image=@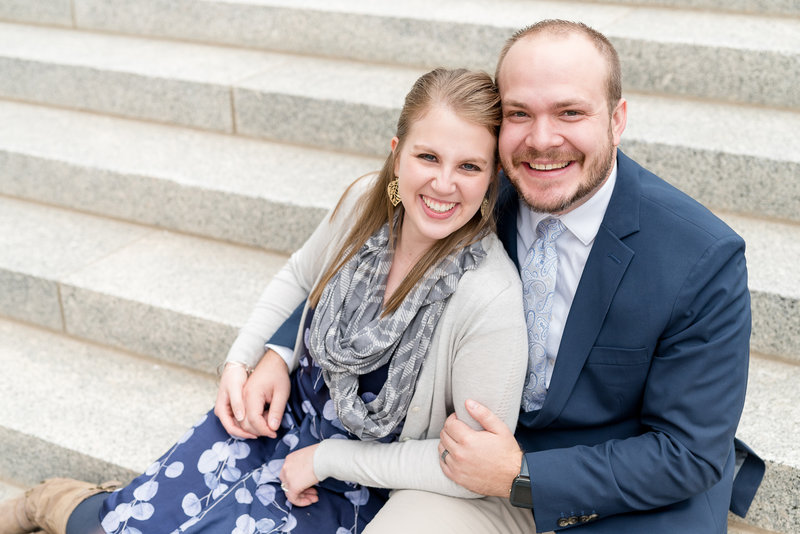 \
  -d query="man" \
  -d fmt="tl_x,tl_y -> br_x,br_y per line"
235,19 -> 762,533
